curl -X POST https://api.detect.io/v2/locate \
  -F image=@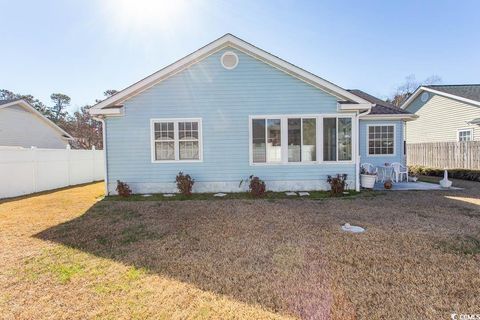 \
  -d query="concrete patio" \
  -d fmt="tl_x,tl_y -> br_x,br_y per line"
373,181 -> 461,191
